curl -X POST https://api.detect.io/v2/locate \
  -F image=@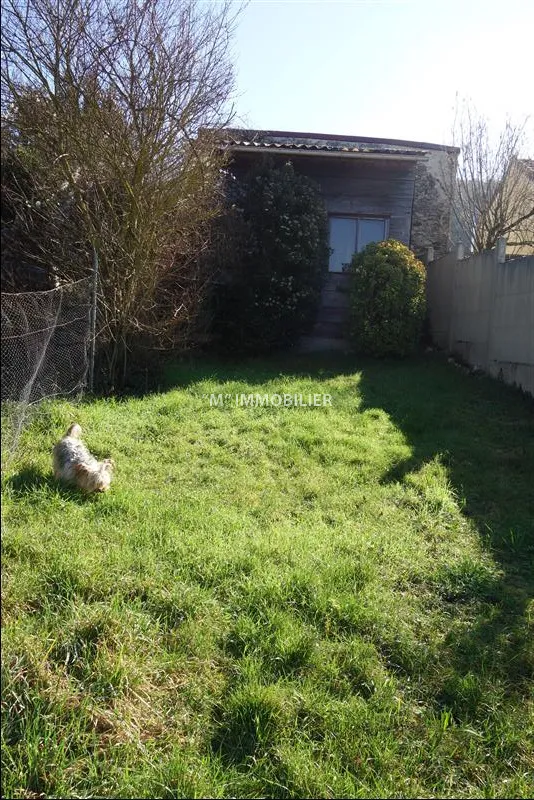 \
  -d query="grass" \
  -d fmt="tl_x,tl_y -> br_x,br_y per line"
1,352 -> 533,799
